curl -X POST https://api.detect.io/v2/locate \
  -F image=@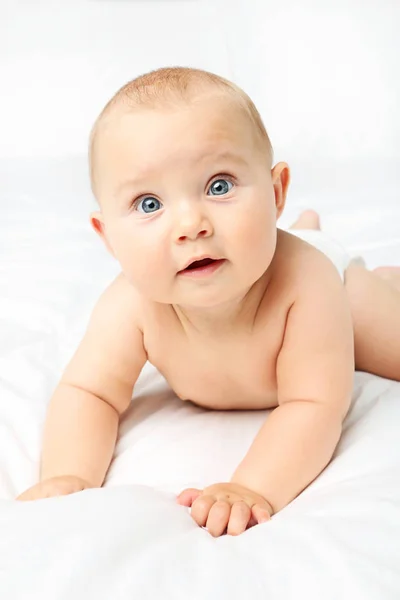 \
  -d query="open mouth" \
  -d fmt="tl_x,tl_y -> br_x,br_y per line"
185,258 -> 216,271
178,257 -> 225,276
